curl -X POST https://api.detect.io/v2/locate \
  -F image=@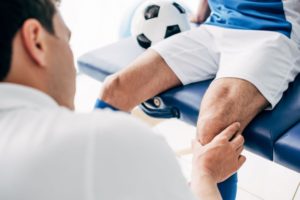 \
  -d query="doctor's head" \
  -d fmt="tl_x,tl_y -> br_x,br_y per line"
0,0 -> 76,109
